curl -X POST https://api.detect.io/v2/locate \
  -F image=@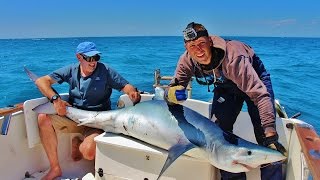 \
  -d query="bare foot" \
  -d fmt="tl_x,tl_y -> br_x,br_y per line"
41,166 -> 62,180
72,136 -> 83,161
